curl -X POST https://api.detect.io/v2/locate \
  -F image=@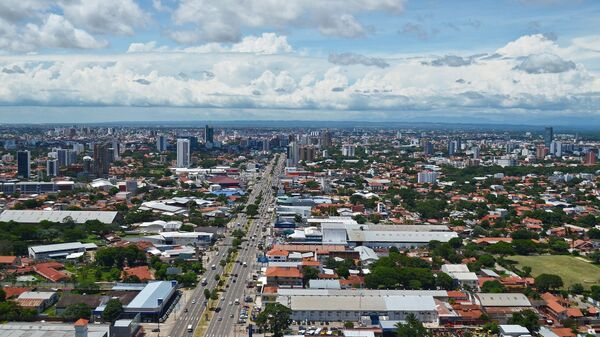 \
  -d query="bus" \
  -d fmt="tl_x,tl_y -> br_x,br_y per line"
187,324 -> 193,332
201,278 -> 207,286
